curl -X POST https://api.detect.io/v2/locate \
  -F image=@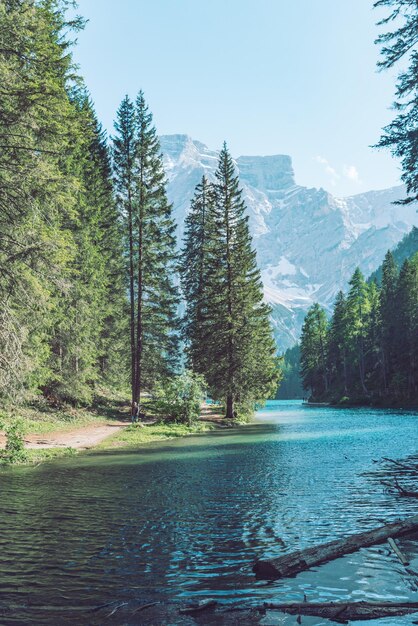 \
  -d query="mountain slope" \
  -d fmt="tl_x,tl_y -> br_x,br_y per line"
369,226 -> 418,284
161,134 -> 417,349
